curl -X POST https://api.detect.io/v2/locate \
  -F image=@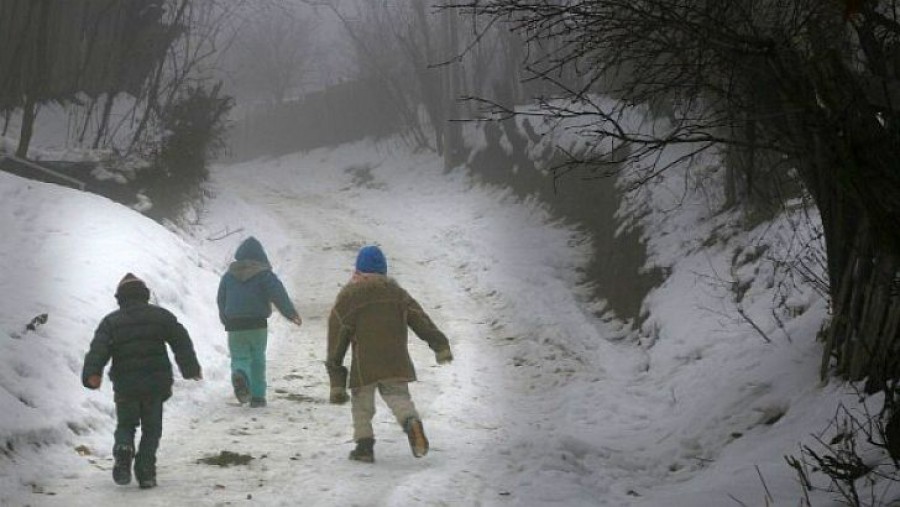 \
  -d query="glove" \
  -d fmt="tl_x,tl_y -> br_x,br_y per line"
330,387 -> 349,404
327,365 -> 348,389
85,374 -> 102,389
435,348 -> 453,364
